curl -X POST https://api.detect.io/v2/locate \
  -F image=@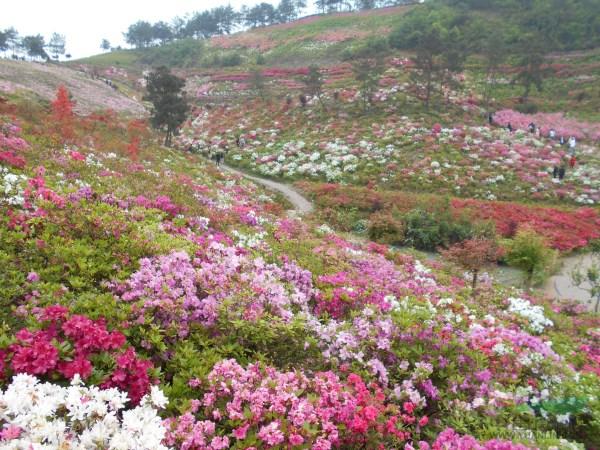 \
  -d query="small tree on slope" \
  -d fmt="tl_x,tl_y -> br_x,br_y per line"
440,238 -> 503,294
144,66 -> 189,147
